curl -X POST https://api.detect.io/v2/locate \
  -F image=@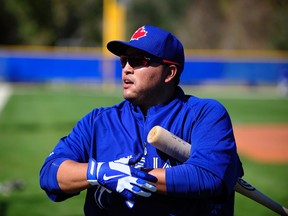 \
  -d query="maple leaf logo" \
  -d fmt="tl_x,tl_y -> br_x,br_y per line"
130,26 -> 147,41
